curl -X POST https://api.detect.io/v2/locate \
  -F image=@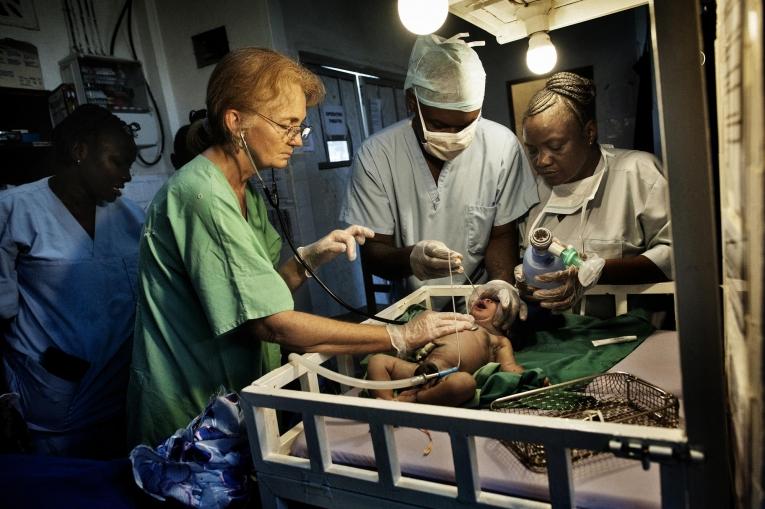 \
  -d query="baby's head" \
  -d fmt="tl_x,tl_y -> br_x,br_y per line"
469,294 -> 502,335
466,280 -> 526,337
